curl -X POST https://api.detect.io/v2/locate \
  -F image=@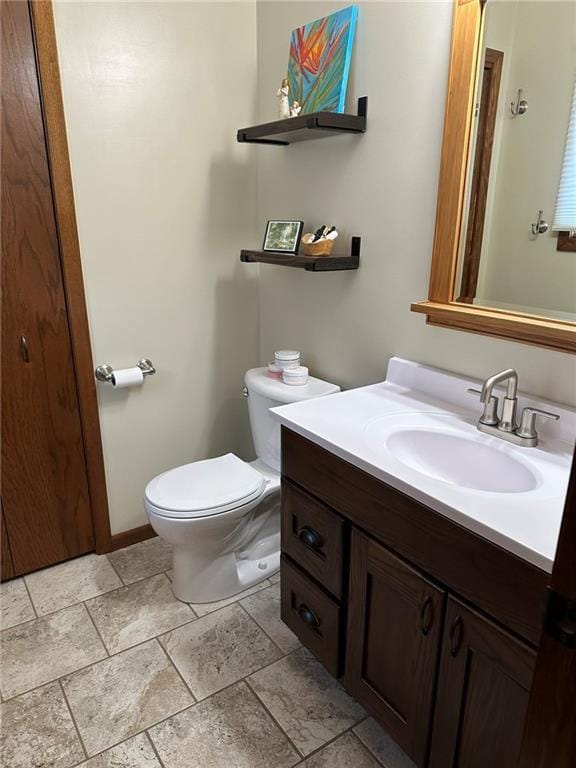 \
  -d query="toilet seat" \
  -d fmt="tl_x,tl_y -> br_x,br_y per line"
144,453 -> 267,519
